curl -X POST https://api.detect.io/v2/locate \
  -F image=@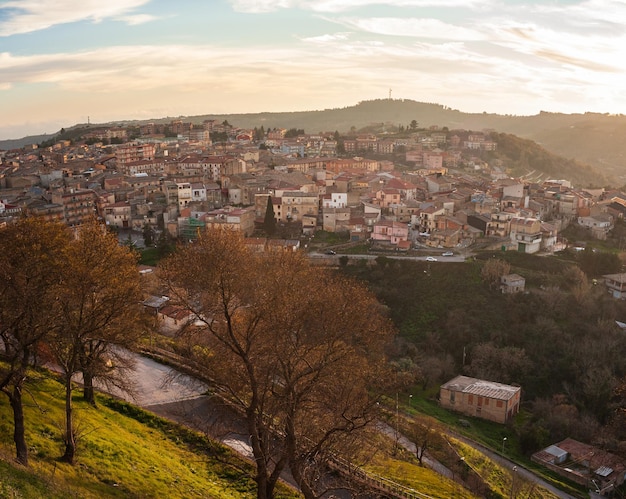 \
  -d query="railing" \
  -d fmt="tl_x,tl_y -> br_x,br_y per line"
328,454 -> 438,499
